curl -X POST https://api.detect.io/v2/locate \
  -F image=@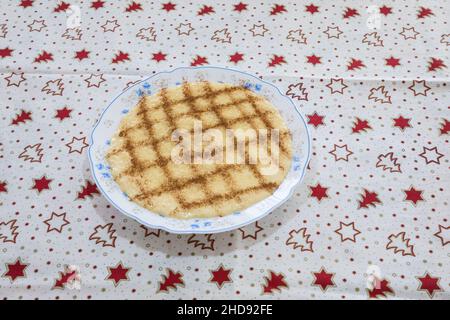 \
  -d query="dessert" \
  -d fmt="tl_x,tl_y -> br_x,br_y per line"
106,81 -> 292,218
